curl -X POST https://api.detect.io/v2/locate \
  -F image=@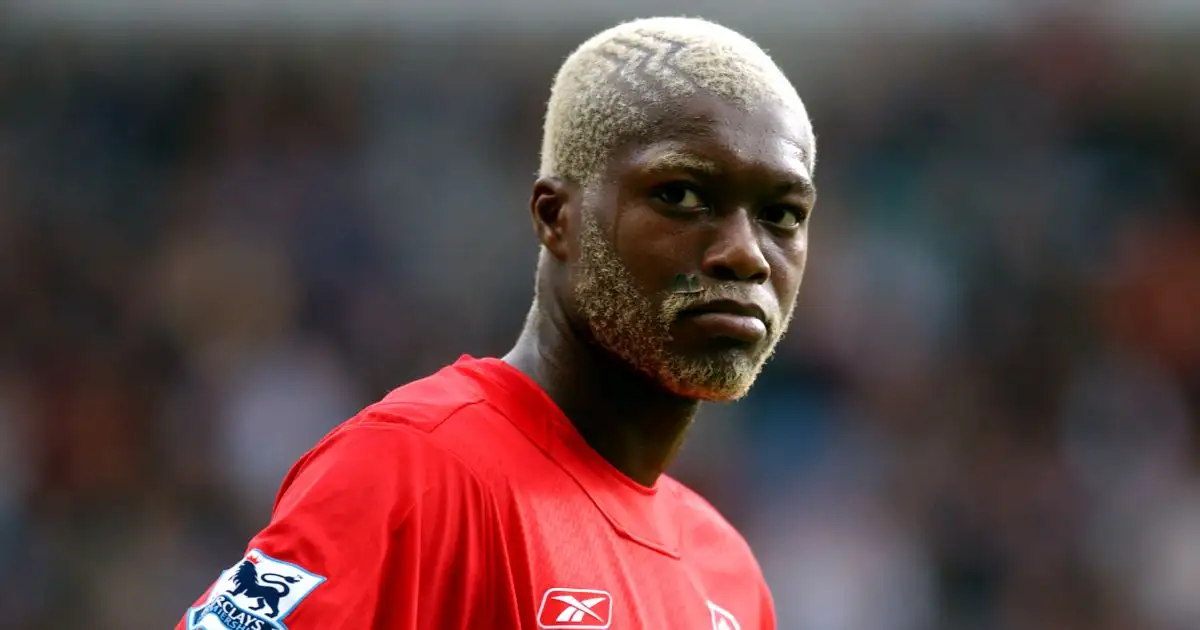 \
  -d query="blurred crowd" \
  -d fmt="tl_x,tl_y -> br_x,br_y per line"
1,19 -> 1198,630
